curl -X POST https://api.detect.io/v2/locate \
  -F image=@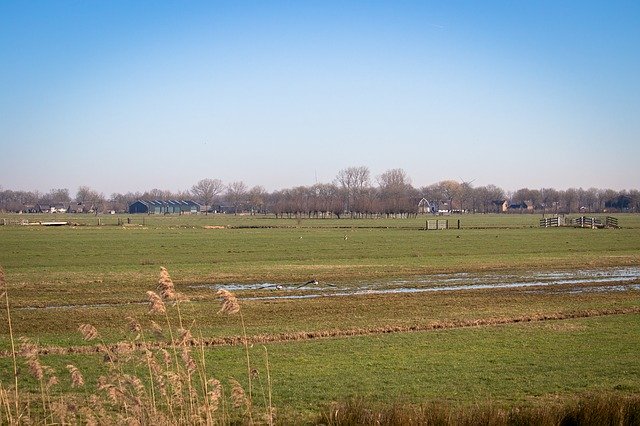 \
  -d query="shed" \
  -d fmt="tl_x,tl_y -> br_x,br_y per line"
128,200 -> 201,214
